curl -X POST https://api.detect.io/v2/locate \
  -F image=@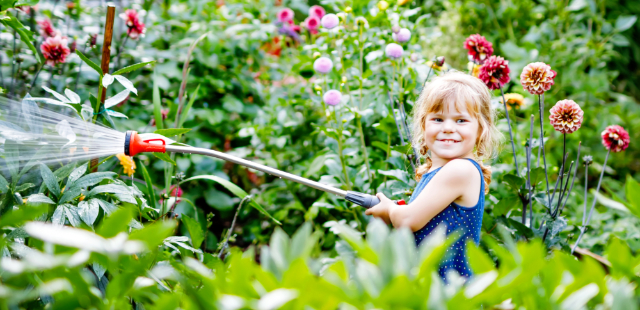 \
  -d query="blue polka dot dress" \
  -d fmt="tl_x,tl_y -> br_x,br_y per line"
409,158 -> 485,281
